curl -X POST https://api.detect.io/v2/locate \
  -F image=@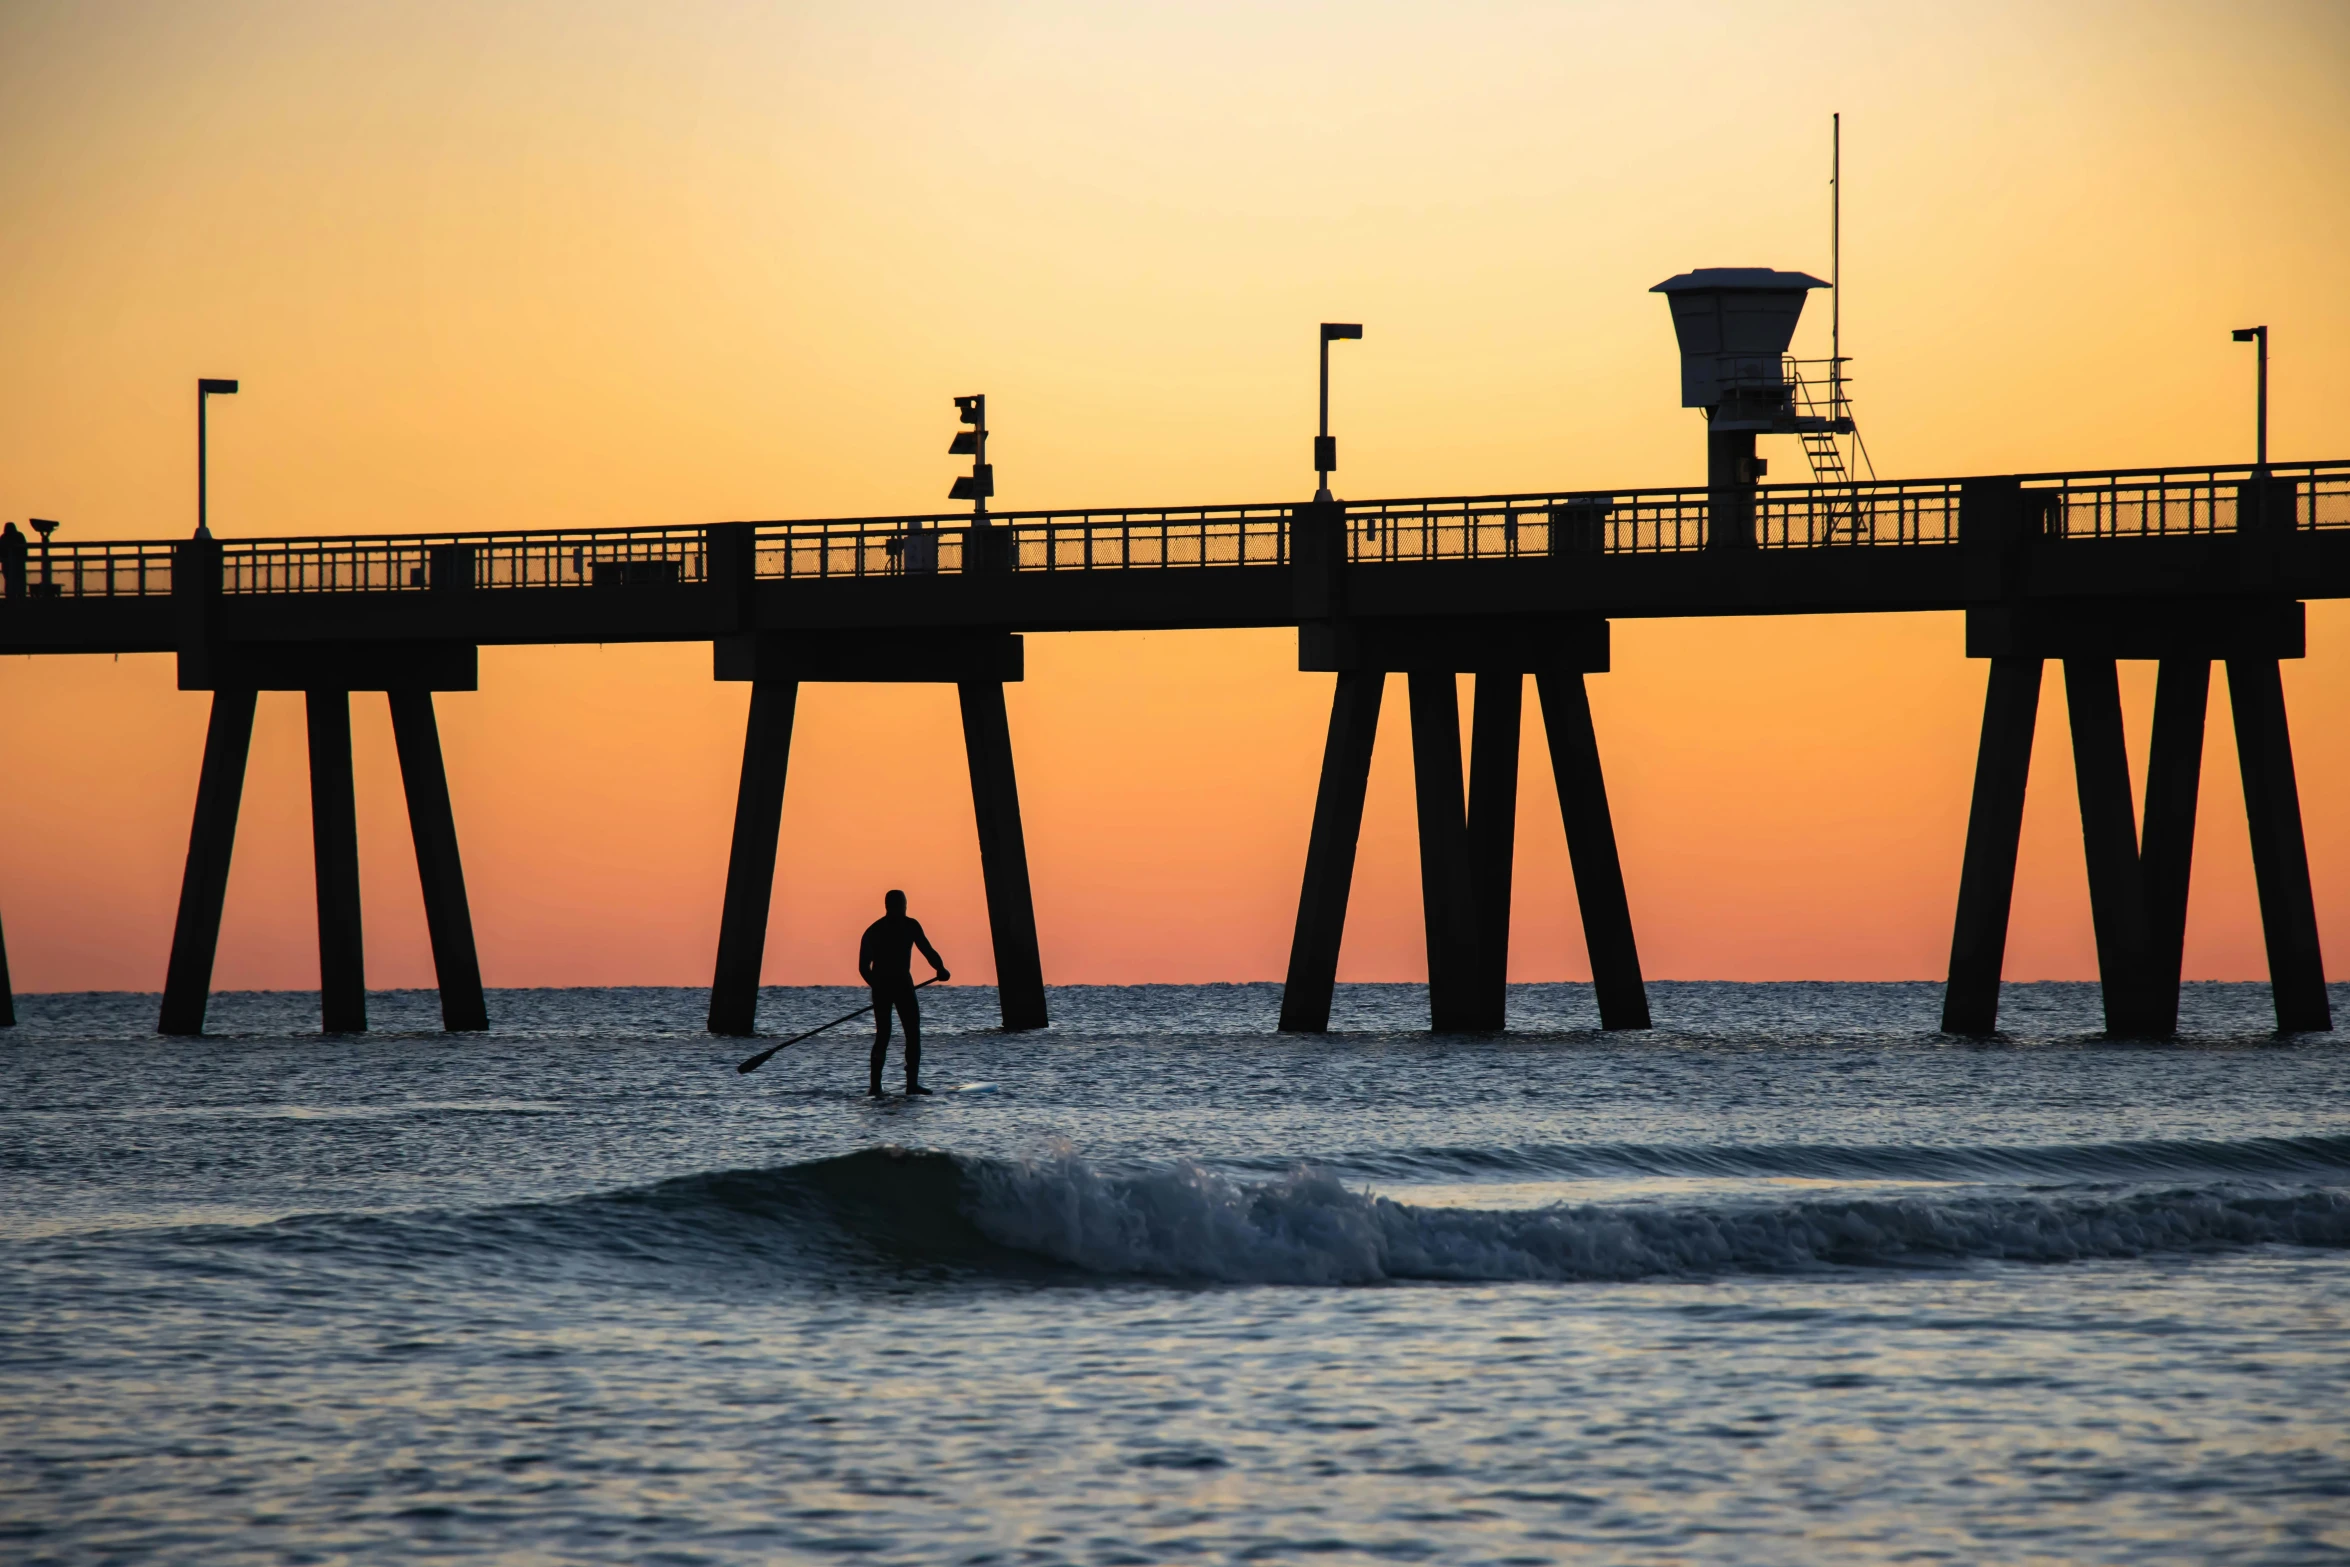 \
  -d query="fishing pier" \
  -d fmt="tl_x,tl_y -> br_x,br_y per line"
3,273 -> 2342,1038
